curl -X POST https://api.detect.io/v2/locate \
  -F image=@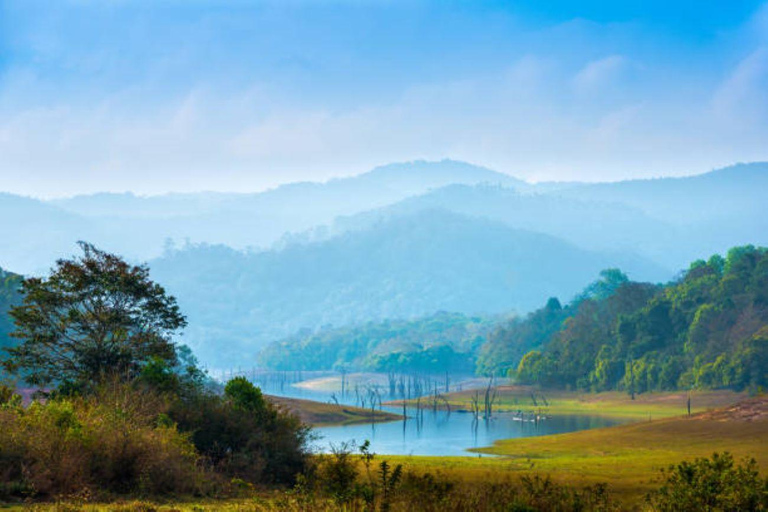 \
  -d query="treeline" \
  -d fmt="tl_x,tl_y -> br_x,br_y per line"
487,246 -> 768,393
259,311 -> 498,374
0,268 -> 21,352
